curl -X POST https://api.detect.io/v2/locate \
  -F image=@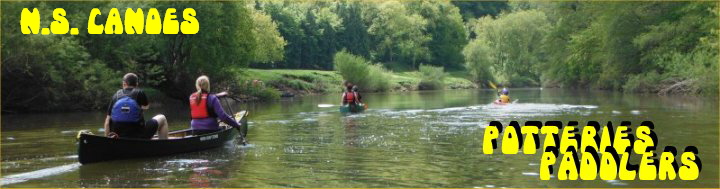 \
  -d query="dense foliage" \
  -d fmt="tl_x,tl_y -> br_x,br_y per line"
464,2 -> 718,94
2,1 -> 259,112
3,0 -> 717,113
